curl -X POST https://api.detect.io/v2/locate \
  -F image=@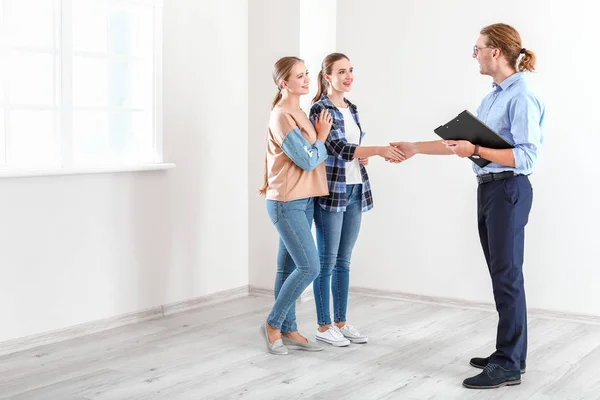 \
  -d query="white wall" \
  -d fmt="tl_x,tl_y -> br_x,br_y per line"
247,0 -> 300,290
300,0 -> 337,112
163,0 -> 248,297
336,0 -> 600,316
0,0 -> 249,343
